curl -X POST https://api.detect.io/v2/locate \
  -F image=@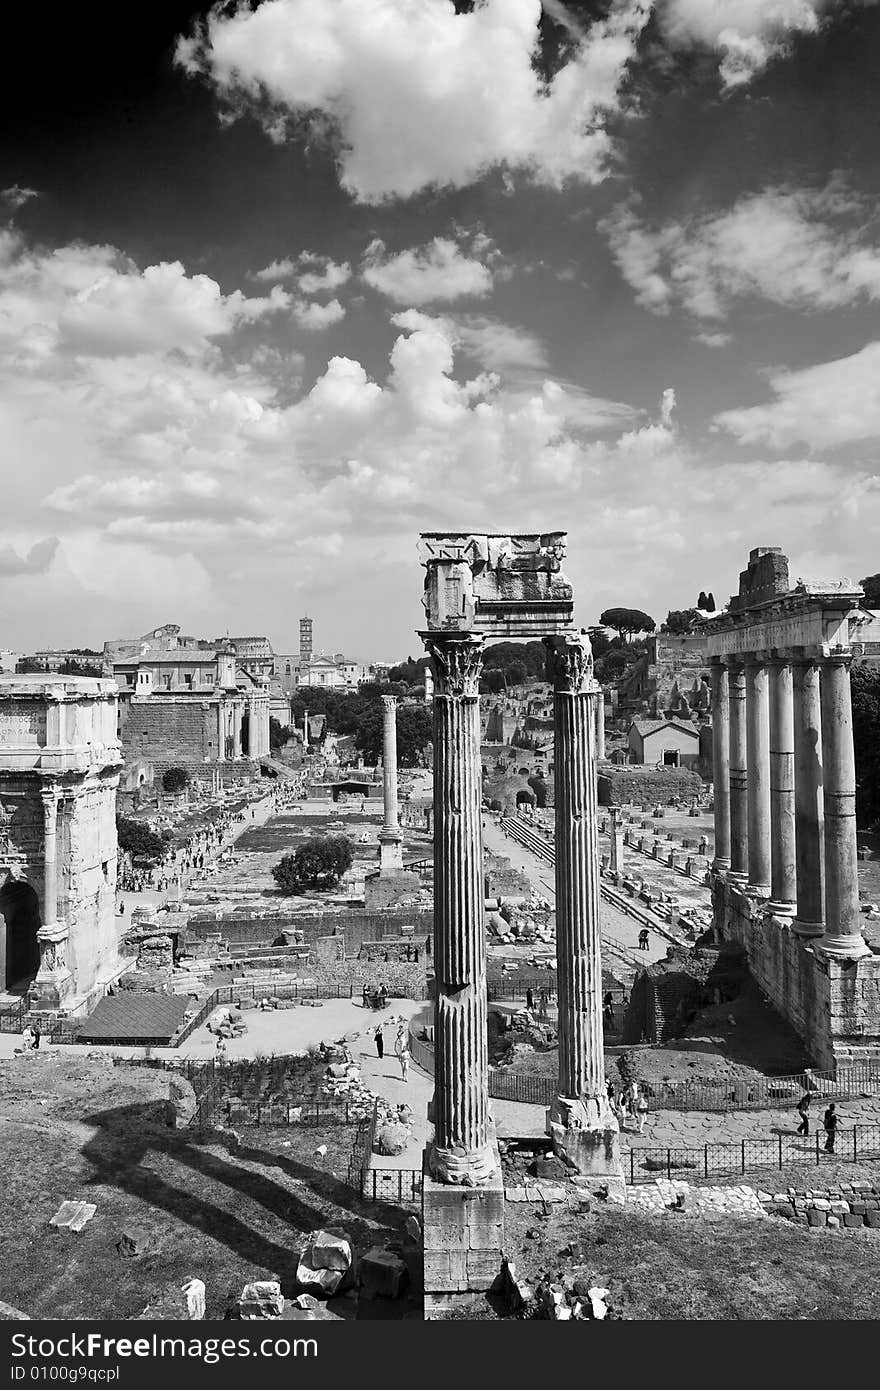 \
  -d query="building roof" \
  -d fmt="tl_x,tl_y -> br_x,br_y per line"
77,992 -> 189,1042
630,718 -> 700,740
